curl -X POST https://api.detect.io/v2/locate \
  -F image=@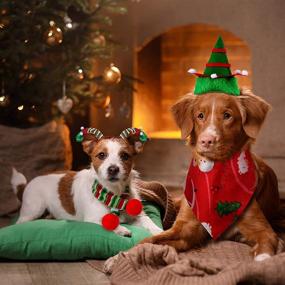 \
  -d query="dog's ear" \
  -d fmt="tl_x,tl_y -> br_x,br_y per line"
76,127 -> 104,155
171,93 -> 197,139
237,89 -> 271,139
120,128 -> 148,154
